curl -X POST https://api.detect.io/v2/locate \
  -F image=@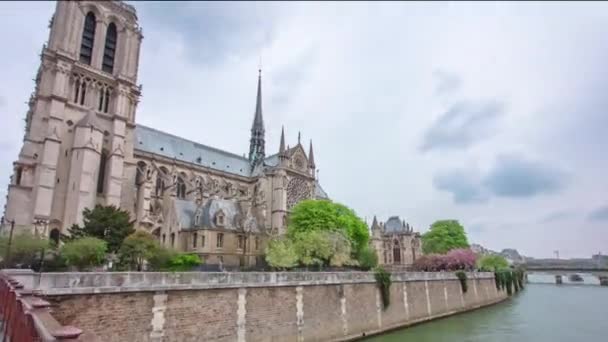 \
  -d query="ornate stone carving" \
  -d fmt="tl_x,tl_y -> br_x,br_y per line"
287,177 -> 312,209
253,183 -> 265,206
